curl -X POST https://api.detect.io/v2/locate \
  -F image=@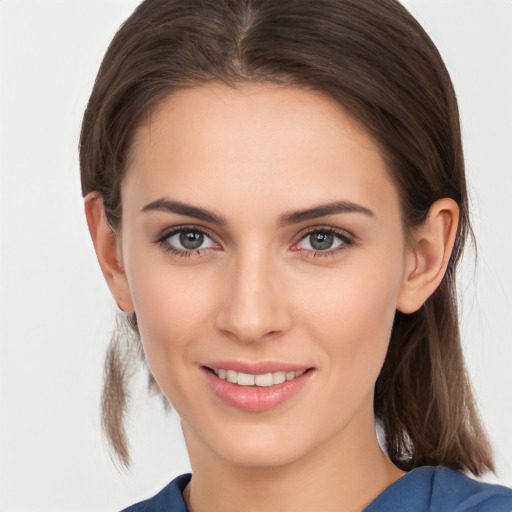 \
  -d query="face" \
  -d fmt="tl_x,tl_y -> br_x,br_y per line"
118,83 -> 409,468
